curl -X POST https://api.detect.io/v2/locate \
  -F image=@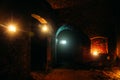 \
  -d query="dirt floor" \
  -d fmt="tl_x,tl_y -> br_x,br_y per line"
30,67 -> 120,80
